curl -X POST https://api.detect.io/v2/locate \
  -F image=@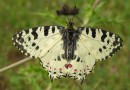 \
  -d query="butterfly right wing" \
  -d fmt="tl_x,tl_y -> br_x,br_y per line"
78,27 -> 123,61
12,26 -> 65,58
